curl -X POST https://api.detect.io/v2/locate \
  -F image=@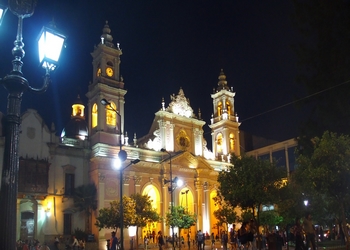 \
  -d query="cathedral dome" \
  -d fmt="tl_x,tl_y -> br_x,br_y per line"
61,95 -> 88,141
61,117 -> 88,140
